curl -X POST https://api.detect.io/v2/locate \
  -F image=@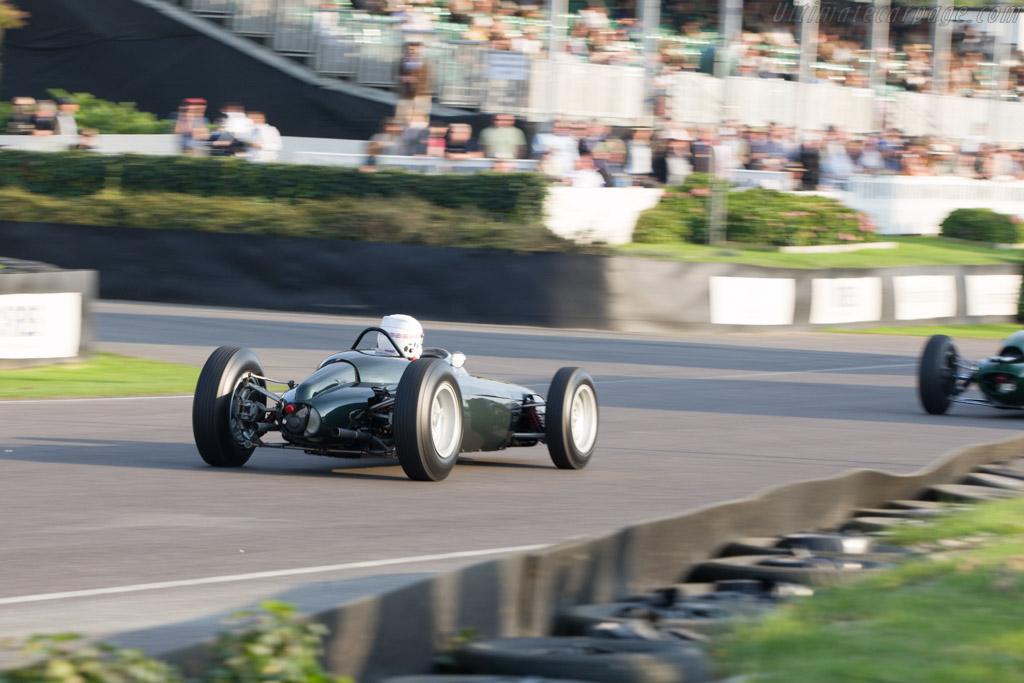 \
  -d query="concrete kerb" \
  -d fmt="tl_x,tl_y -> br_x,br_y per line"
154,434 -> 1024,682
